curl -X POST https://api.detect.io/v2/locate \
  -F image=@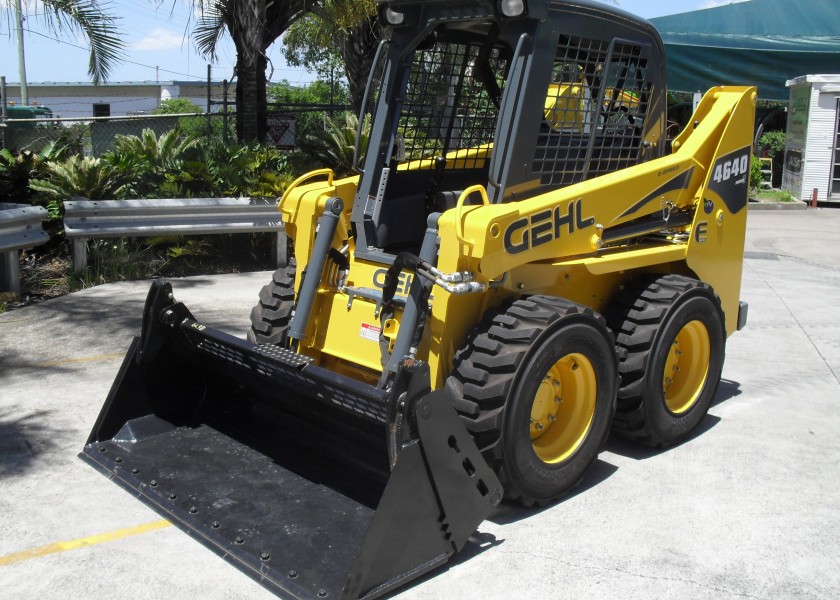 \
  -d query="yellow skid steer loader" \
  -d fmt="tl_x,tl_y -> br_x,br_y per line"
81,0 -> 755,598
